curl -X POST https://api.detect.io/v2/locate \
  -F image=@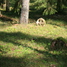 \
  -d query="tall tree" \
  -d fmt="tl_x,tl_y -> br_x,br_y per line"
12,0 -> 21,14
30,0 -> 67,15
20,0 -> 30,24
0,0 -> 6,9
32,0 -> 57,15
57,0 -> 62,13
6,0 -> 9,11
